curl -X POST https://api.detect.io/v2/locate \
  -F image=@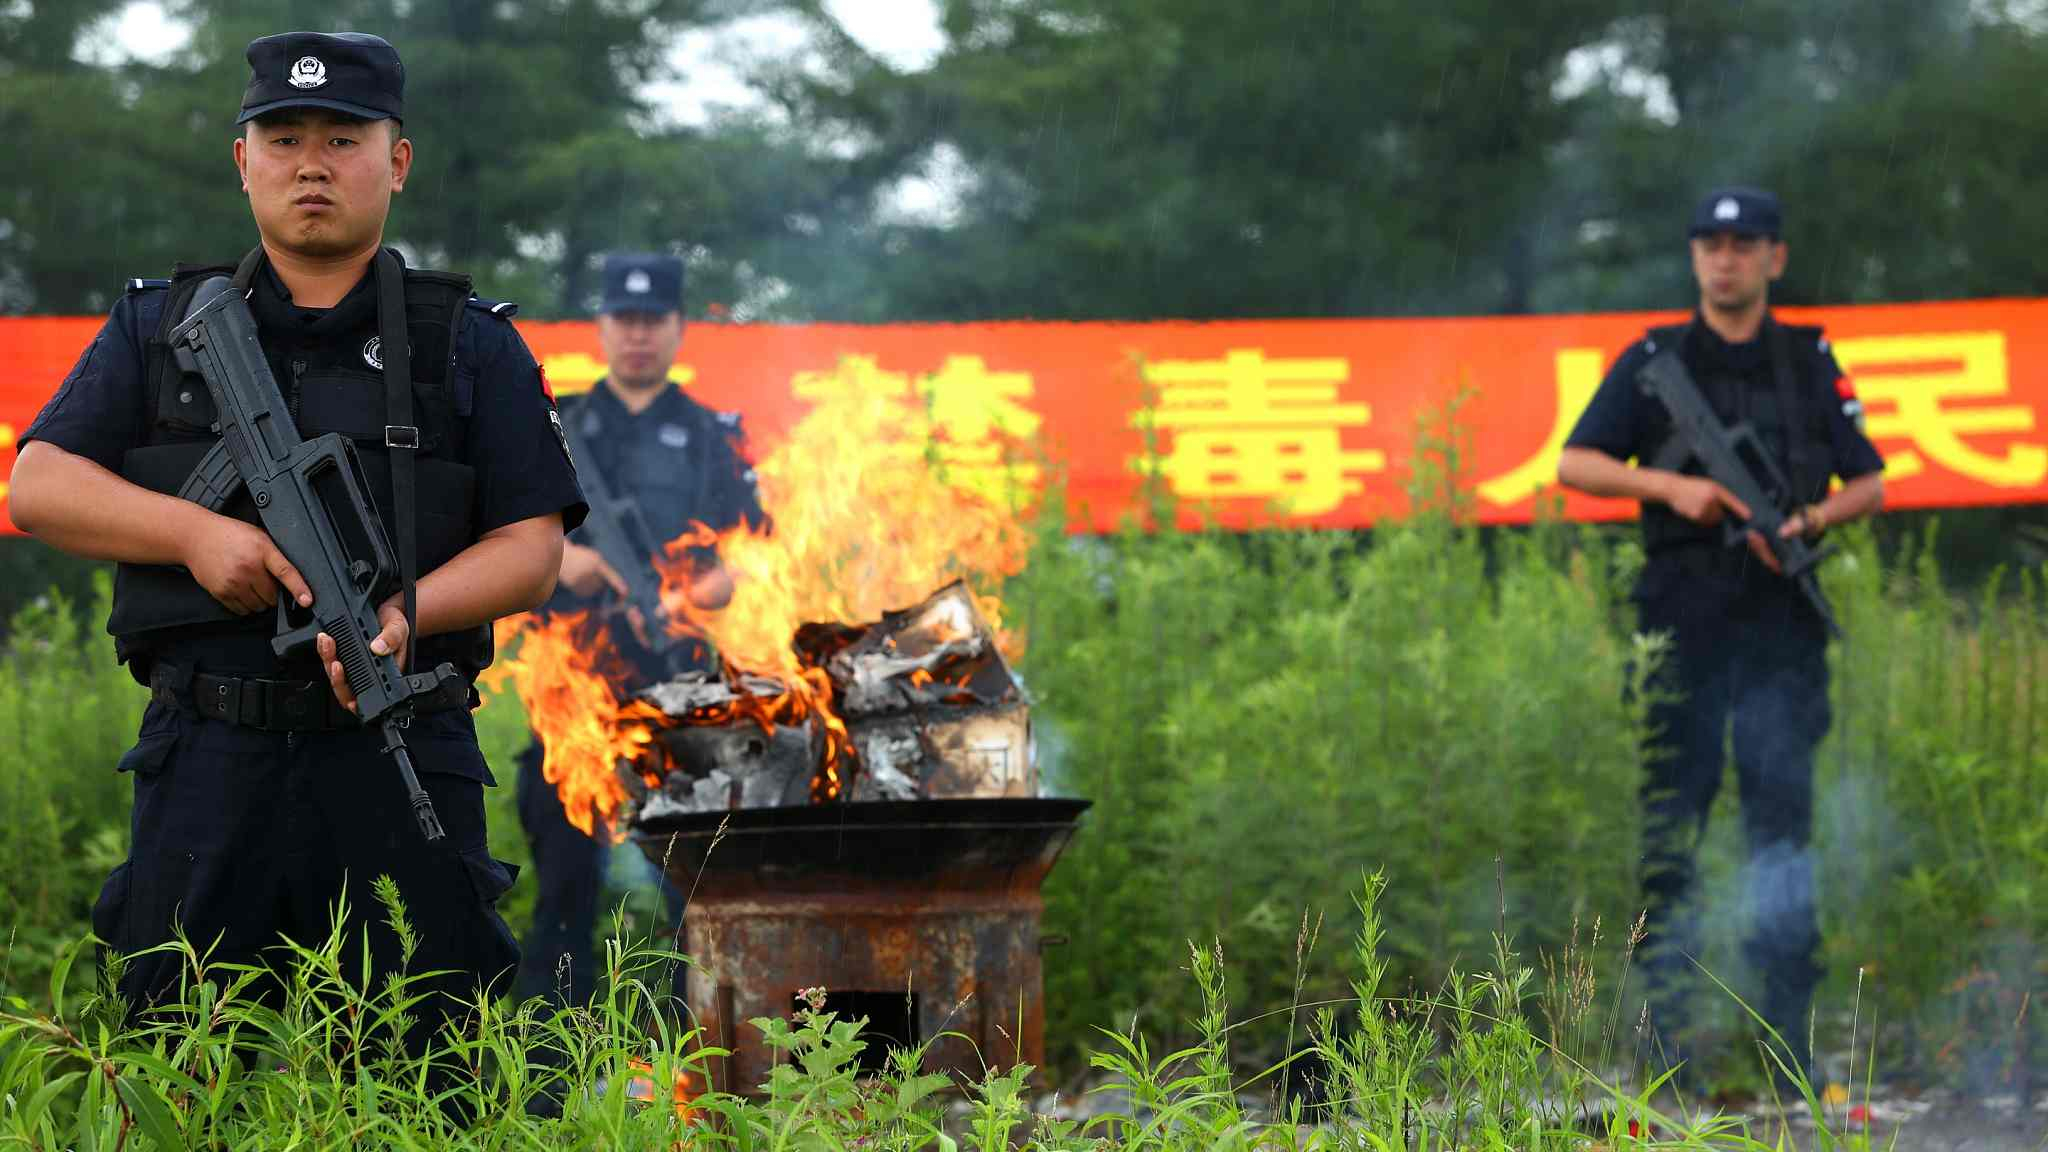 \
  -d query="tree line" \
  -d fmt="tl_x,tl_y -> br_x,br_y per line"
6,0 -> 2047,611
6,0 -> 2048,322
